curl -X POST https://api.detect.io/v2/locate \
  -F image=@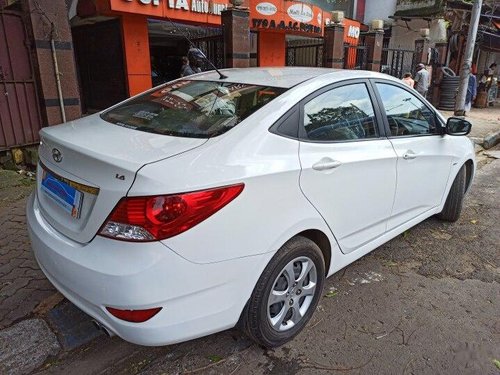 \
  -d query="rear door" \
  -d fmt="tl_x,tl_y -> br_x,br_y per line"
371,81 -> 454,230
298,80 -> 397,254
